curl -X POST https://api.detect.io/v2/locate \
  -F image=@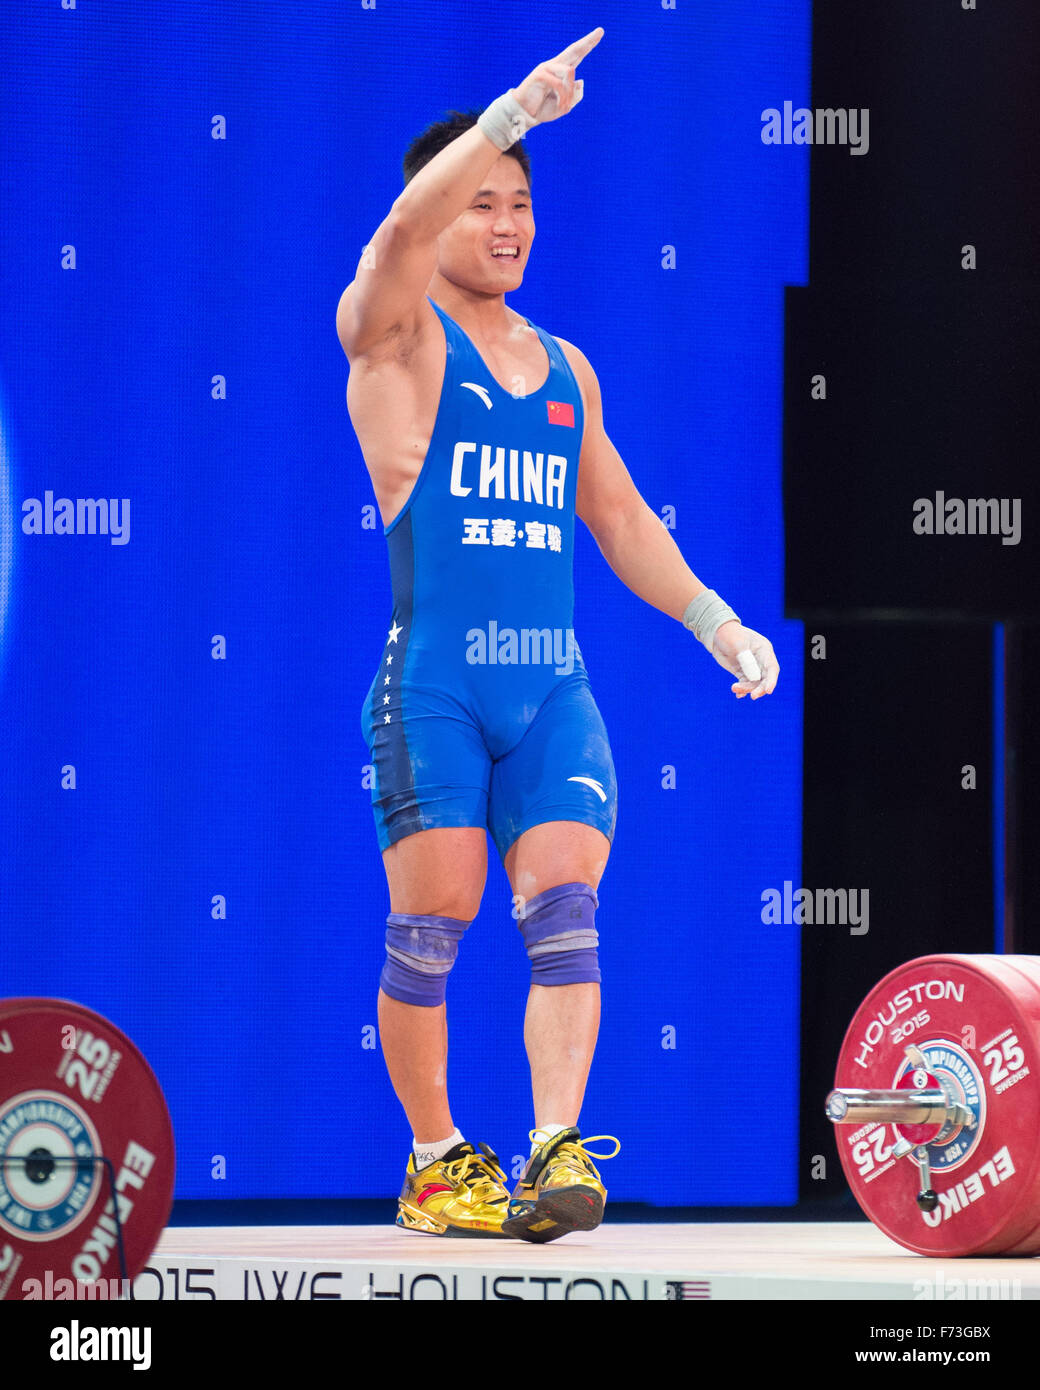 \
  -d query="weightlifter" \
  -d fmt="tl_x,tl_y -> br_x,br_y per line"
336,26 -> 779,1241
